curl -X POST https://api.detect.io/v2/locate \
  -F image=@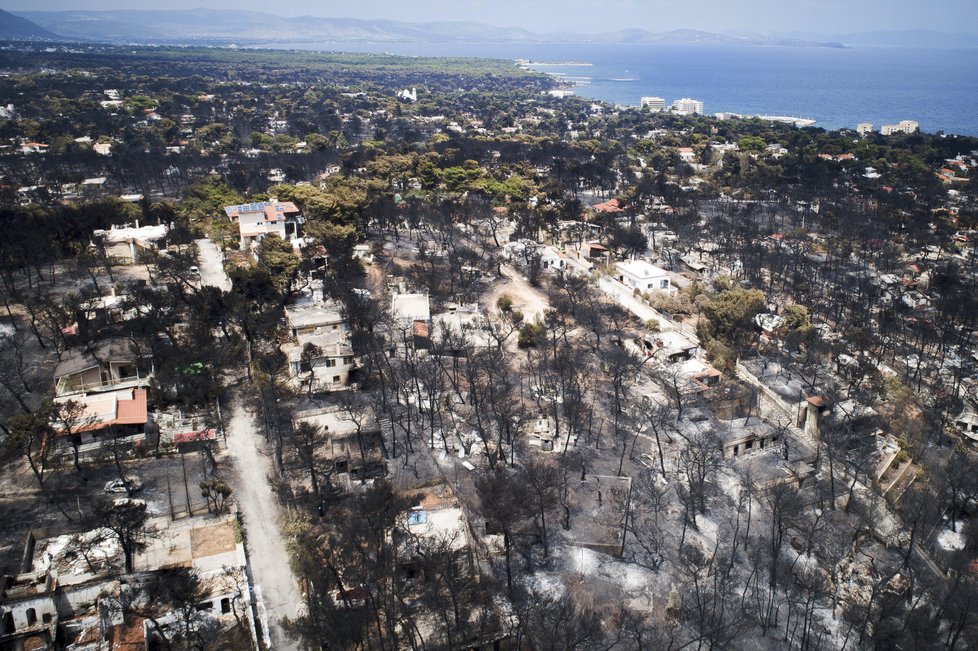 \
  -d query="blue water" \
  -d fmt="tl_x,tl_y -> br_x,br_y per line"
260,42 -> 978,136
